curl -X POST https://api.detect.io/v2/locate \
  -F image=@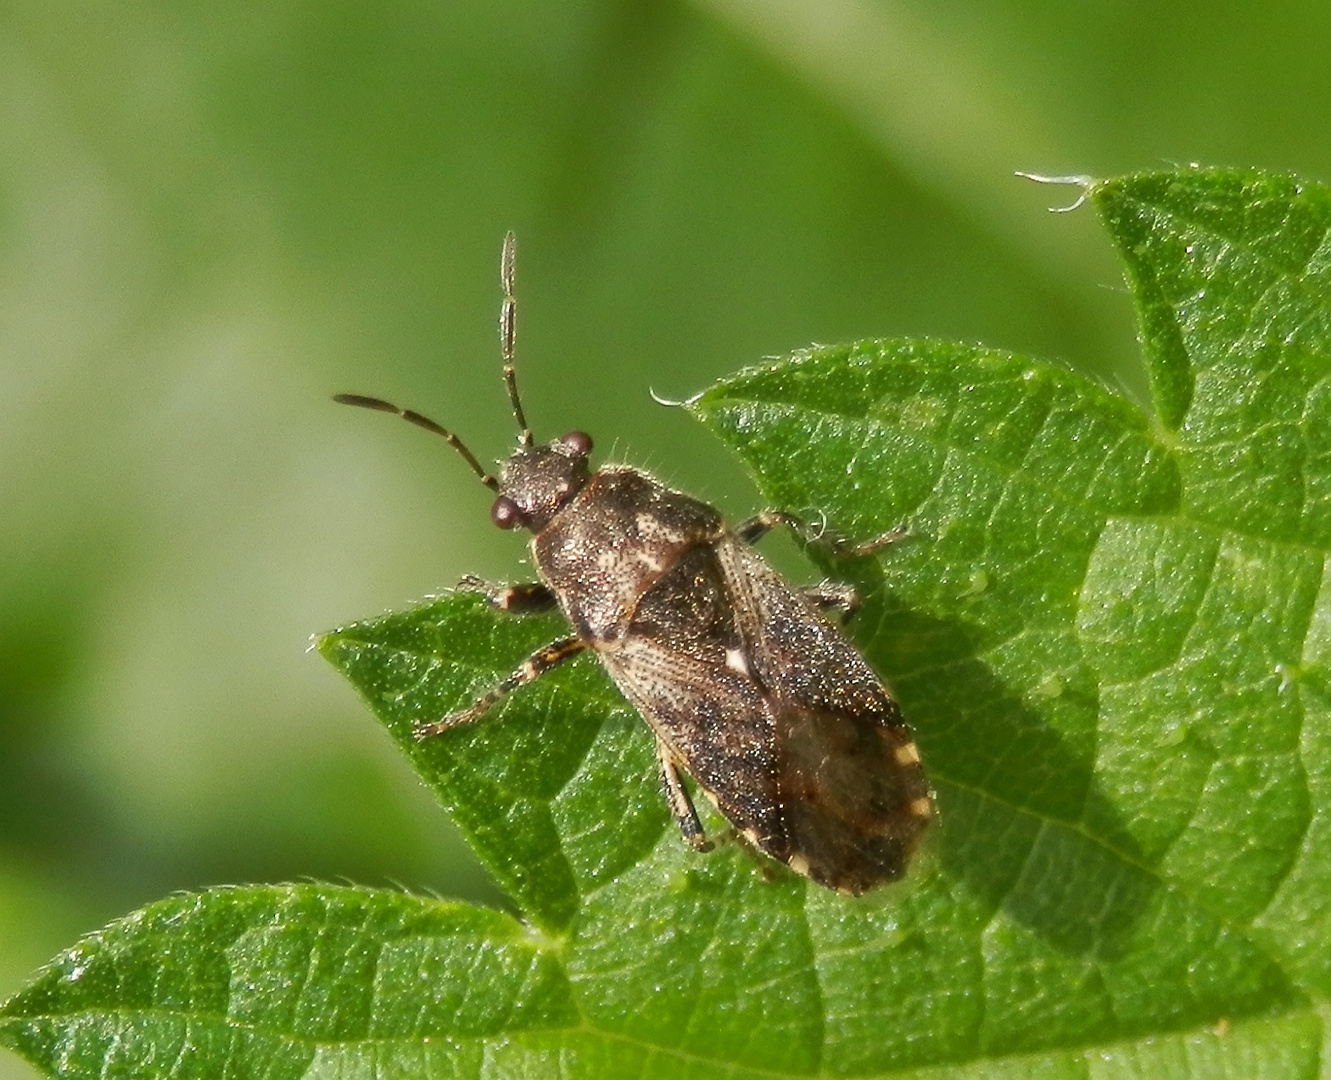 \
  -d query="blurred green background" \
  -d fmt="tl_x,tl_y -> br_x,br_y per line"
2,2 -> 1330,1072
